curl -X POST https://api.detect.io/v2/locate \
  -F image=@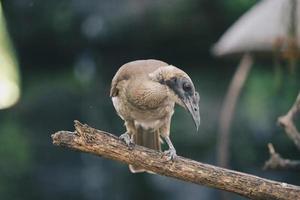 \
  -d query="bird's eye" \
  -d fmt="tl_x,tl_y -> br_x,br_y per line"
183,82 -> 192,91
